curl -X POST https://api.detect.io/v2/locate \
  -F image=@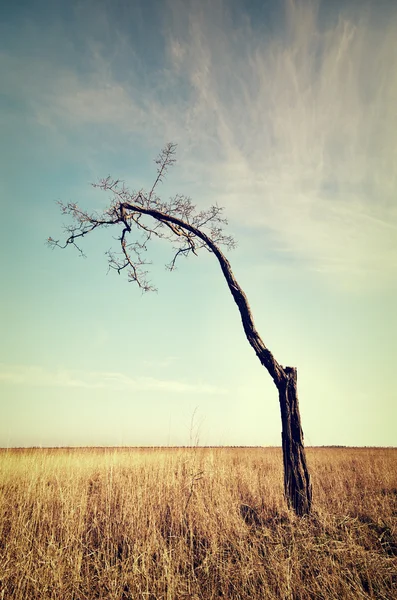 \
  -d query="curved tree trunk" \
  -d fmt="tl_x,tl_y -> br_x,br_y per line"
119,201 -> 314,515
55,154 -> 313,517
278,367 -> 312,515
